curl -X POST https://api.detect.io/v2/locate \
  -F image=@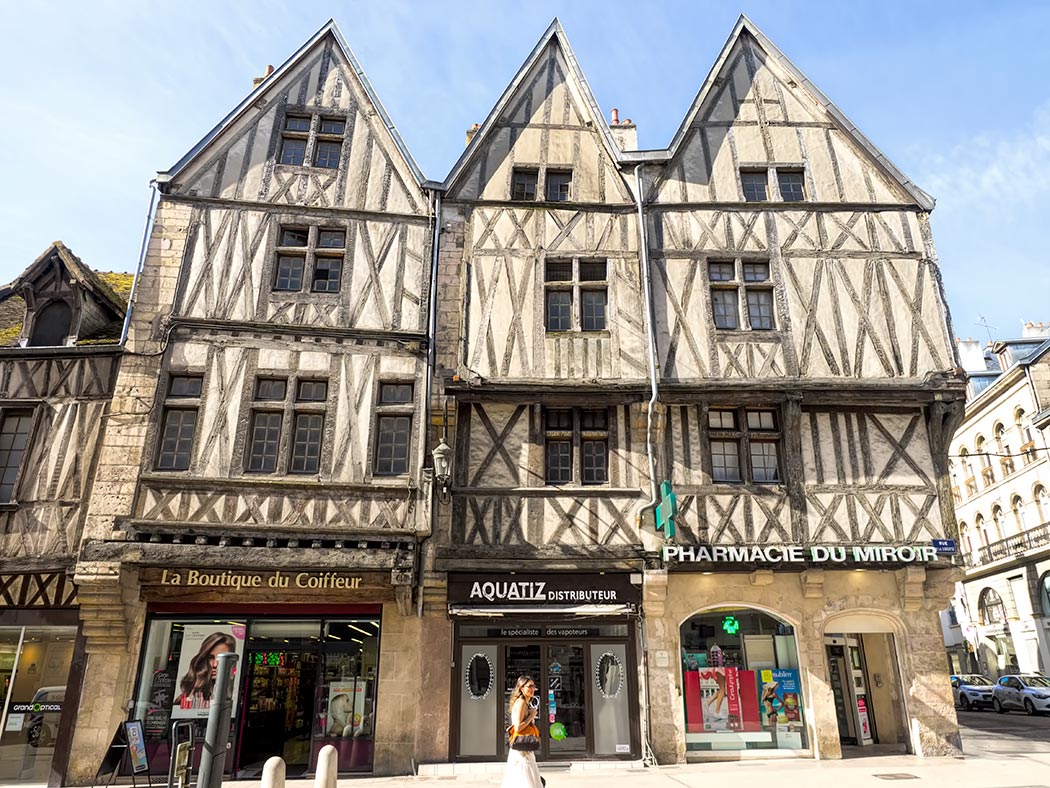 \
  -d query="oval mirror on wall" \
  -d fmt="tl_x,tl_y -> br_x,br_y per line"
595,651 -> 623,698
466,652 -> 494,700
